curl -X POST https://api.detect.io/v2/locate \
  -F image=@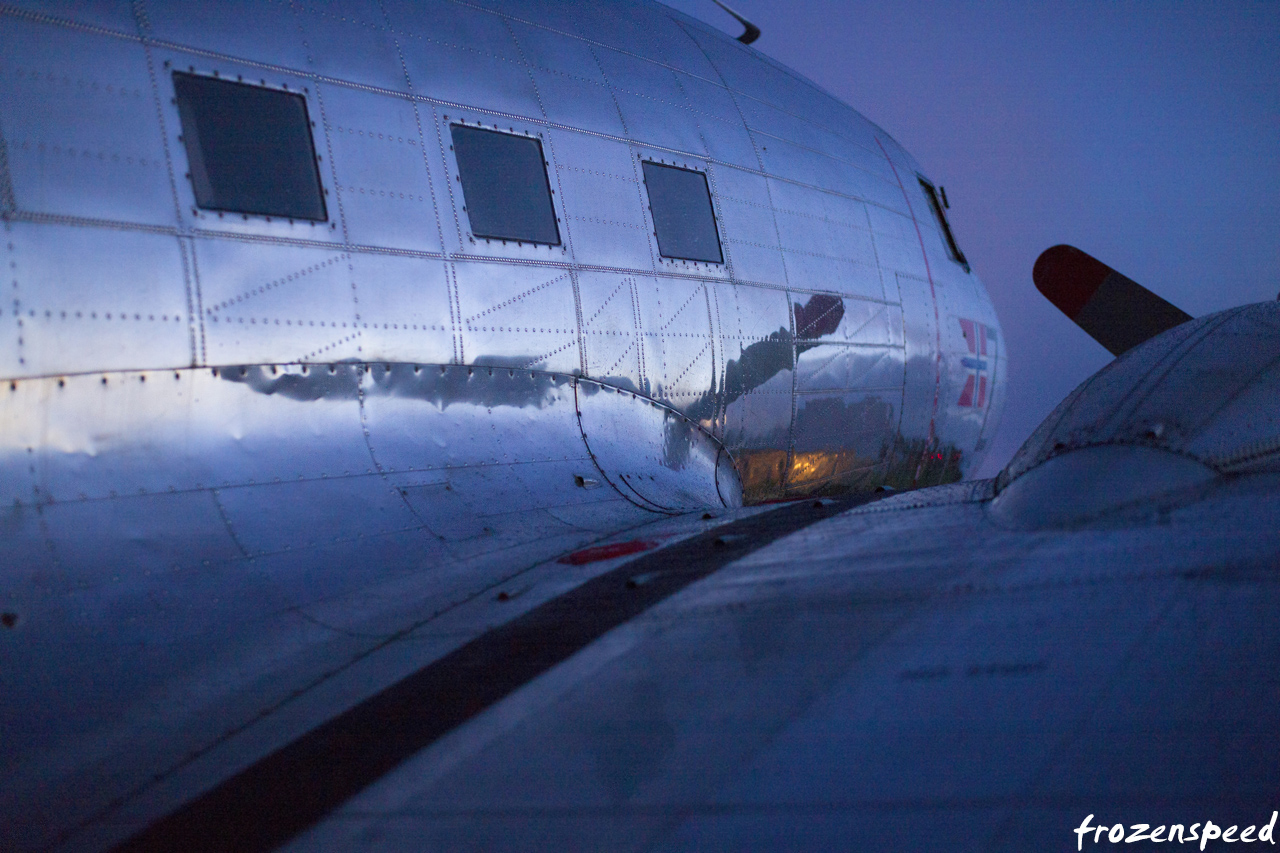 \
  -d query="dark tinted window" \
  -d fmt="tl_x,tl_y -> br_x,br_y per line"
173,72 -> 326,221
450,125 -> 560,245
918,177 -> 968,272
642,161 -> 723,263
